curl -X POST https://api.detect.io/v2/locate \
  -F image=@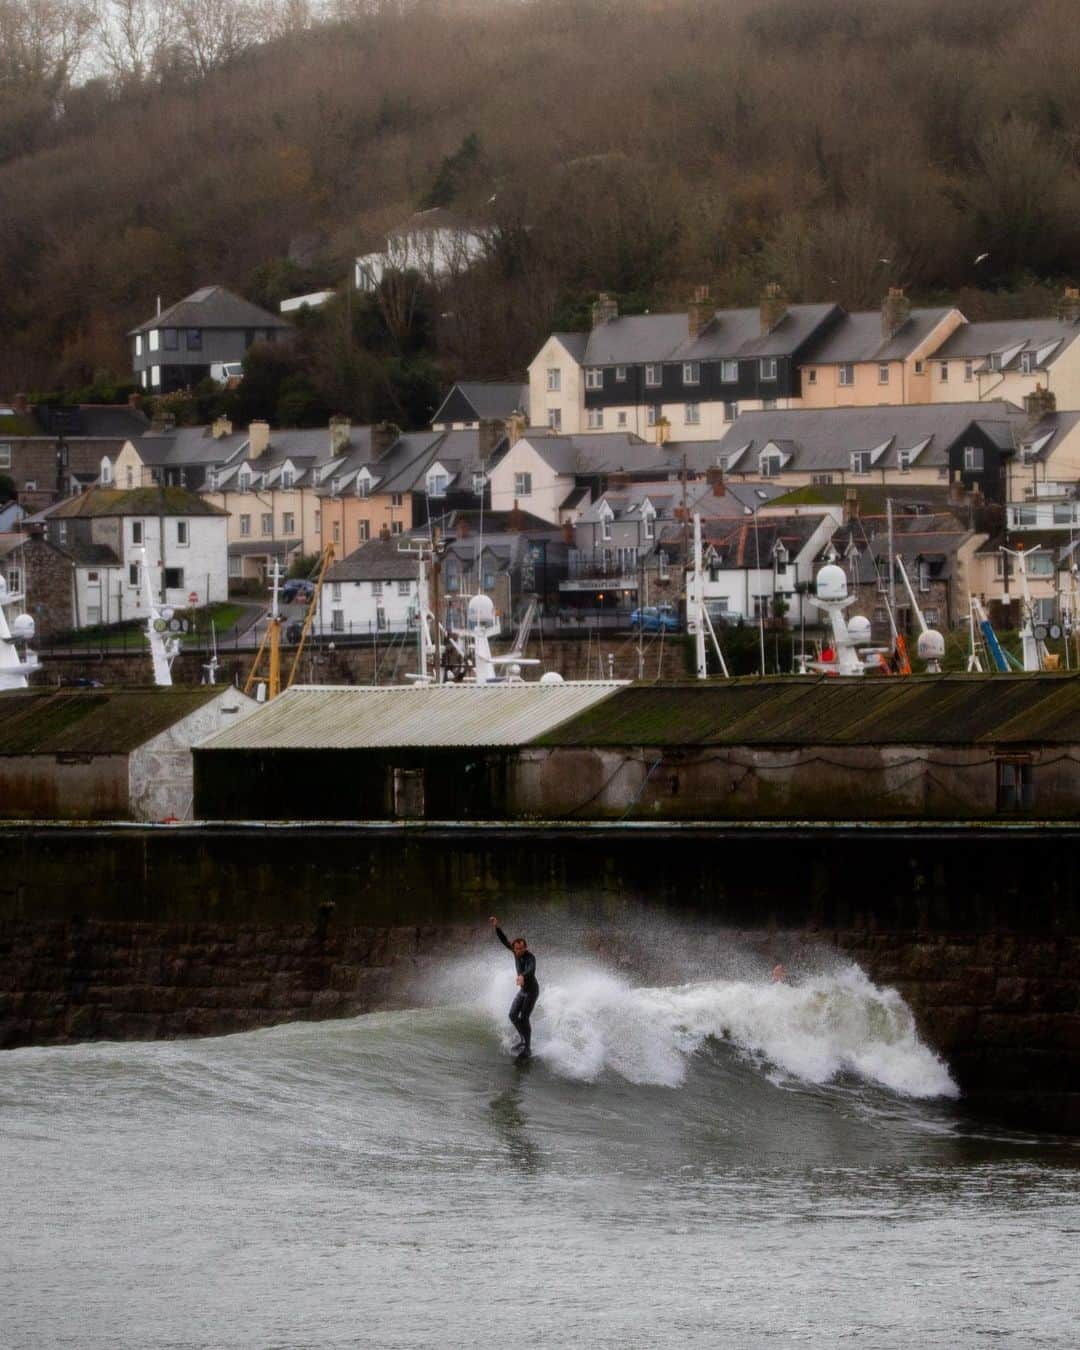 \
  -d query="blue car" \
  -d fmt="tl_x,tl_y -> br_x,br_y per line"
629,604 -> 681,633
